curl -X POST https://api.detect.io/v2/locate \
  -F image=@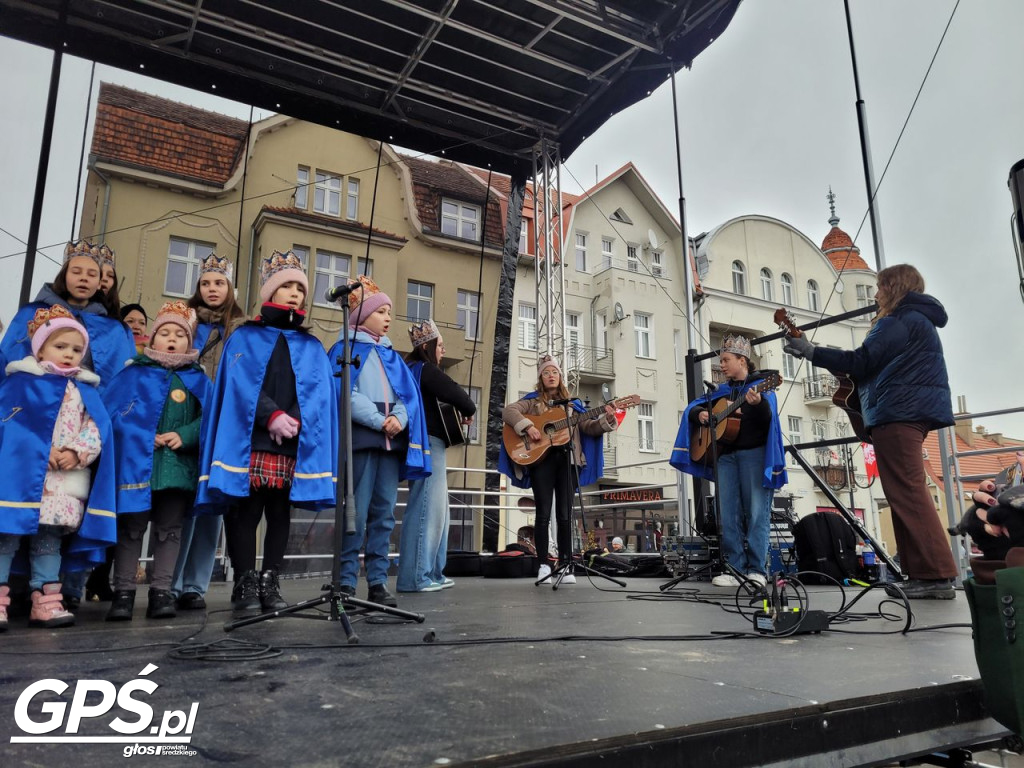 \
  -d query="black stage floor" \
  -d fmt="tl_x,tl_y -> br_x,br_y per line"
0,573 -> 1010,768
